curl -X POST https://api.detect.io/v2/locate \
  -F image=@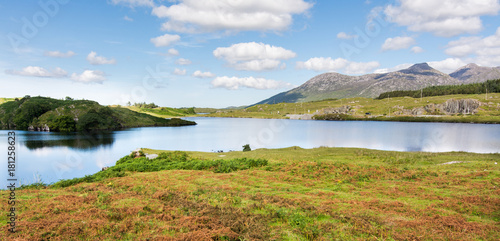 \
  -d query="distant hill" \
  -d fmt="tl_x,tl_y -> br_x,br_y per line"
0,96 -> 196,132
255,63 -> 500,105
